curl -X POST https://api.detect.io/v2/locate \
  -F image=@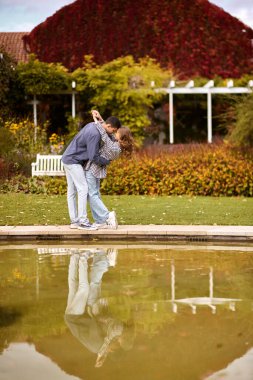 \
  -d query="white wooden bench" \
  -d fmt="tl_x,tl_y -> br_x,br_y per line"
32,154 -> 65,176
